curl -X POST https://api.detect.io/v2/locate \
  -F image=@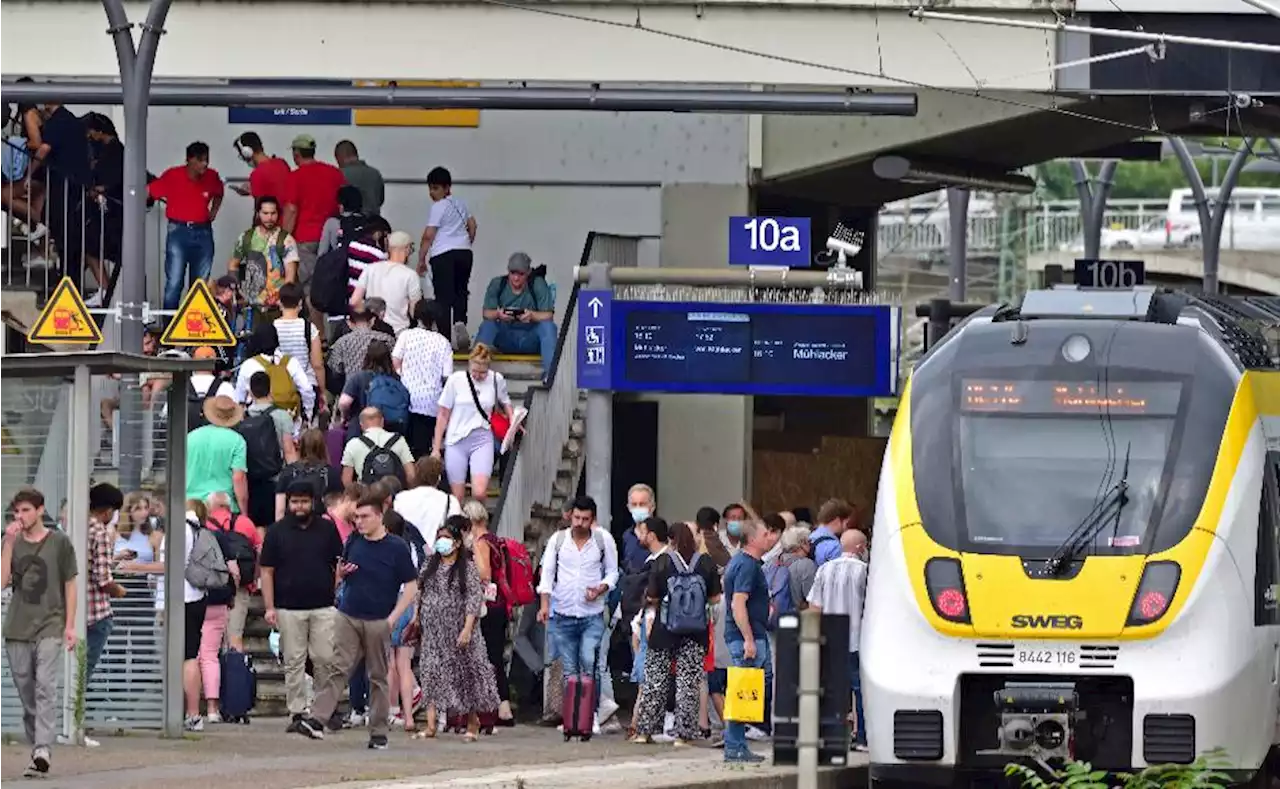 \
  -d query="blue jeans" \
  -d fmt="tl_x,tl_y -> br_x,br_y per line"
475,319 -> 559,378
349,658 -> 368,715
85,616 -> 114,685
553,613 -> 606,685
163,222 -> 214,310
849,651 -> 866,745
724,637 -> 772,757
